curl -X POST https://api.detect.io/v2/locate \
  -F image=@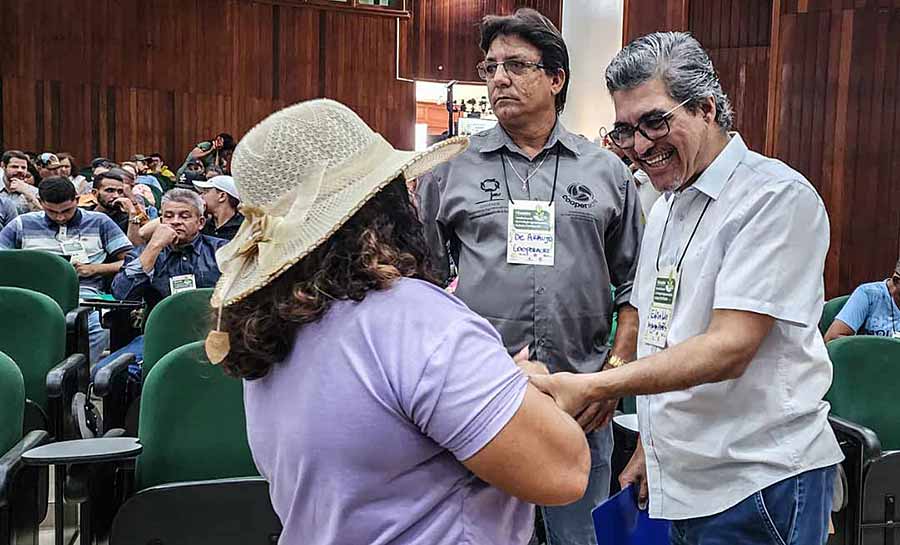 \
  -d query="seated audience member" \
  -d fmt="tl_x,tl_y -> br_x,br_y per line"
111,188 -> 225,309
204,164 -> 225,180
36,152 -> 62,180
147,153 -> 175,181
193,175 -> 243,241
211,100 -> 590,545
57,152 -> 91,194
825,258 -> 900,342
1,150 -> 41,213
86,169 -> 130,233
0,193 -> 17,228
178,133 -> 234,175
0,177 -> 133,362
